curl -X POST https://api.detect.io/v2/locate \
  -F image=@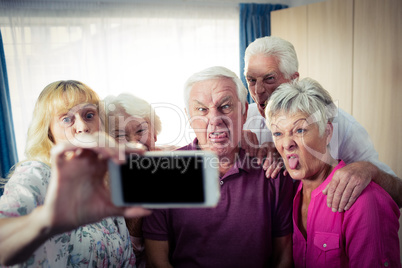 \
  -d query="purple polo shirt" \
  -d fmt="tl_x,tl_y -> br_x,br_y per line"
142,138 -> 293,268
